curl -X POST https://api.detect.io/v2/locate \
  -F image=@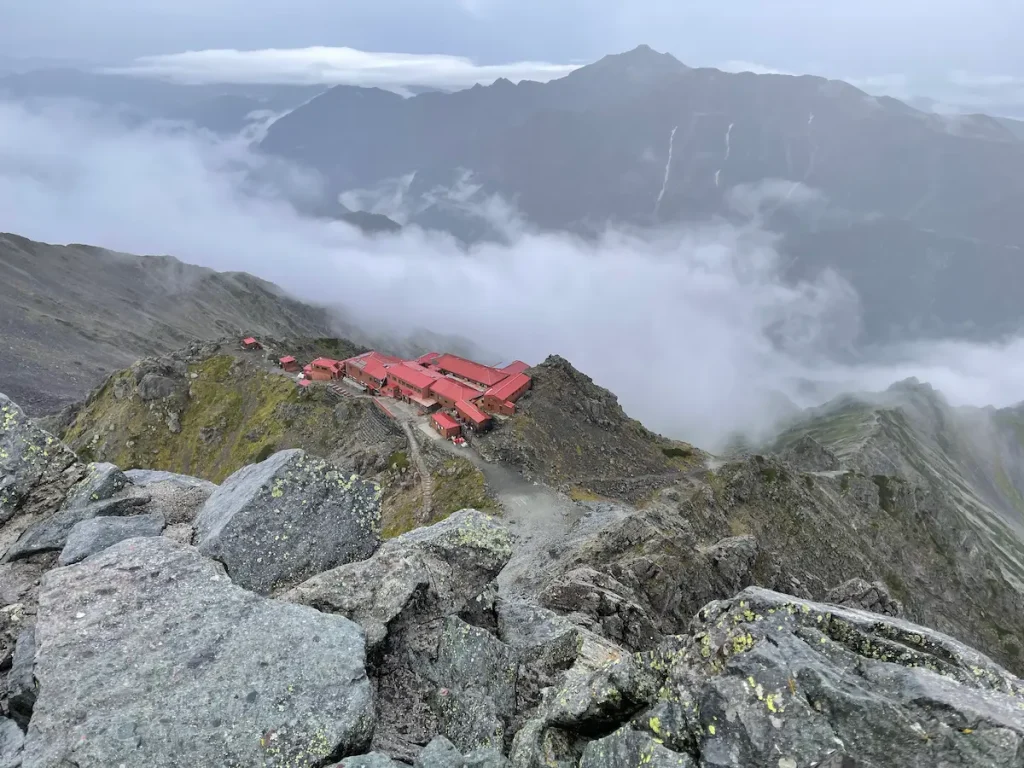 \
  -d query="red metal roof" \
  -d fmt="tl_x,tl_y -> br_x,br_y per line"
483,373 -> 531,404
298,379 -> 311,388
279,356 -> 296,364
456,399 -> 491,426
434,354 -> 508,387
500,360 -> 530,376
344,351 -> 400,380
417,352 -> 442,365
428,377 -> 480,403
389,362 -> 437,391
432,412 -> 460,431
242,337 -> 257,345
311,357 -> 341,370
